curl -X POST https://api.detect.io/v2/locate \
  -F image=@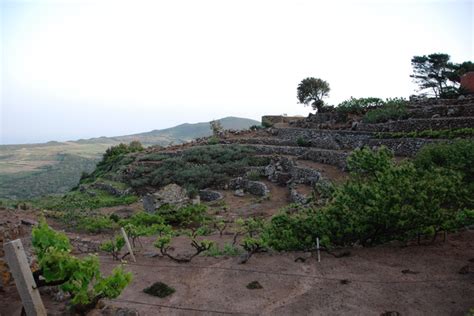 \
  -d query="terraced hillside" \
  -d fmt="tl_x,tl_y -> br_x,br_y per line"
1,97 -> 473,315
103,96 -> 472,206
